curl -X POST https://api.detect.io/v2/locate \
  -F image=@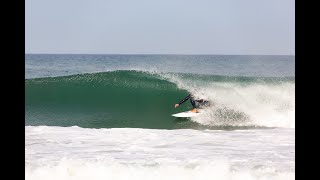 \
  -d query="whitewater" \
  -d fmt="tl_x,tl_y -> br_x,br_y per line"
26,126 -> 294,180
25,54 -> 295,180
